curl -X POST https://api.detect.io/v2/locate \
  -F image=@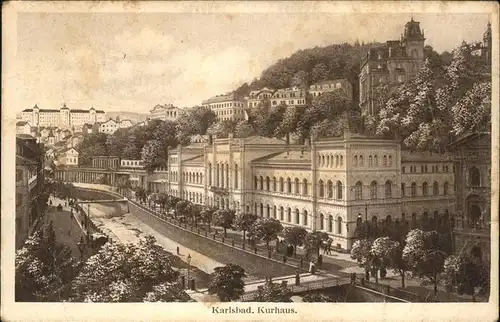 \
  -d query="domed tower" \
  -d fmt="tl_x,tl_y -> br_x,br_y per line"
401,17 -> 426,61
